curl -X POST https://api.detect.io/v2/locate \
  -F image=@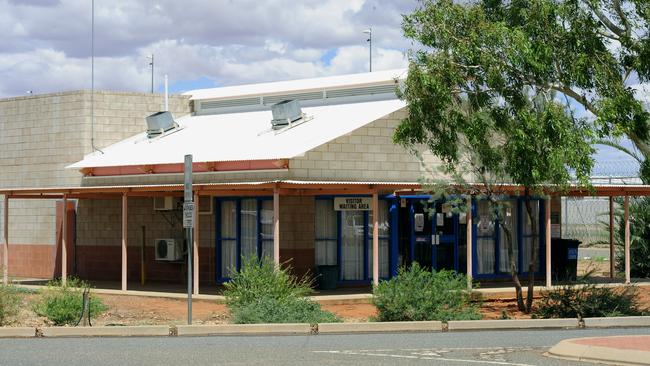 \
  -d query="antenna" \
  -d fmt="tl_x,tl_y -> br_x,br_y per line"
91,0 -> 103,154
164,74 -> 169,111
